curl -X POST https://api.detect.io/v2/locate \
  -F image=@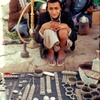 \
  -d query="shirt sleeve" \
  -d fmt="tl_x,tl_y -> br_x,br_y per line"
39,31 -> 44,38
68,28 -> 72,37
